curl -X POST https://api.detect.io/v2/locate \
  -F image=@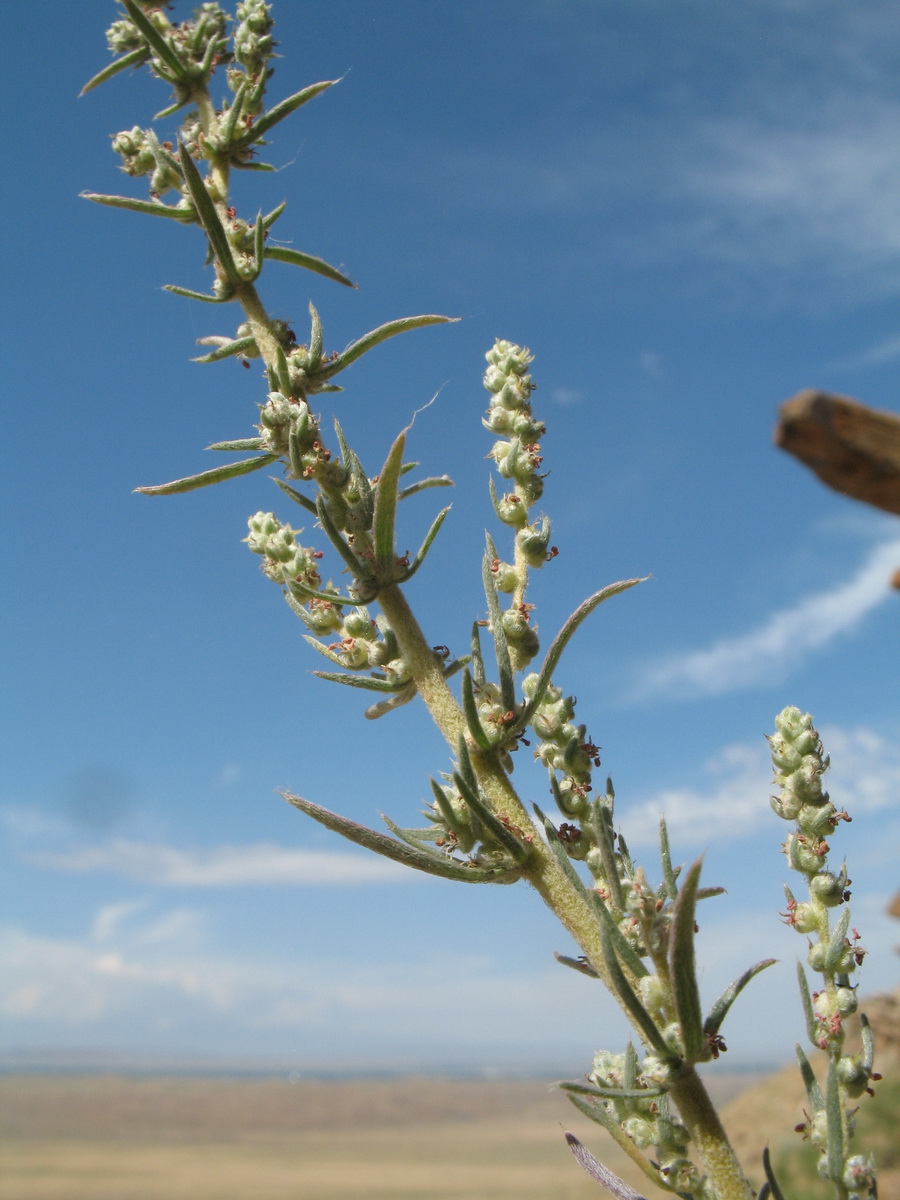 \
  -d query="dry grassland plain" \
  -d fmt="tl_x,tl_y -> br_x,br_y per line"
1,1072 -> 761,1200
